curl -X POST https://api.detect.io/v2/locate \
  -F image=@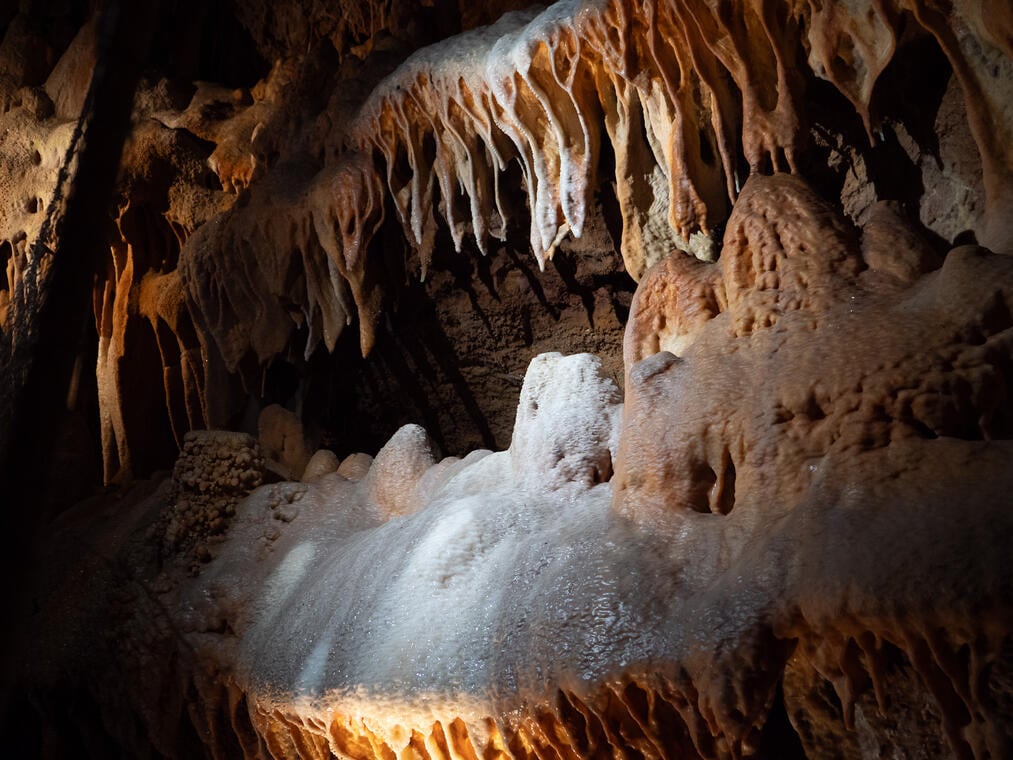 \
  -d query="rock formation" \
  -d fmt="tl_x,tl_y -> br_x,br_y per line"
1,0 -> 1011,757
